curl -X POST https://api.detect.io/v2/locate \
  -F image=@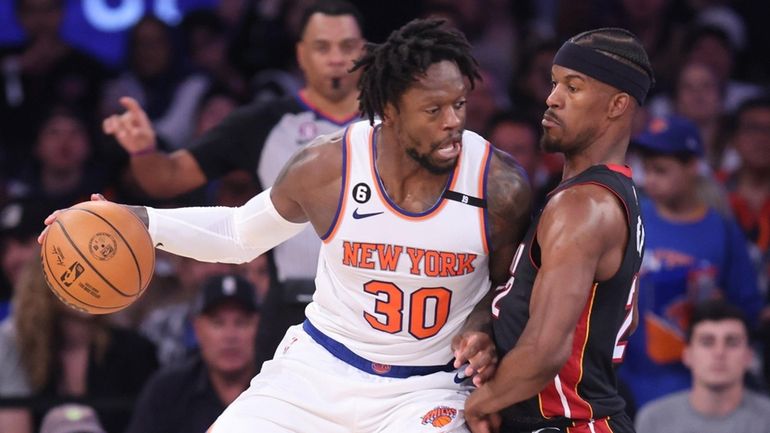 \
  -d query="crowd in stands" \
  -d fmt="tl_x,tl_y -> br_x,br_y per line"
0,0 -> 768,432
